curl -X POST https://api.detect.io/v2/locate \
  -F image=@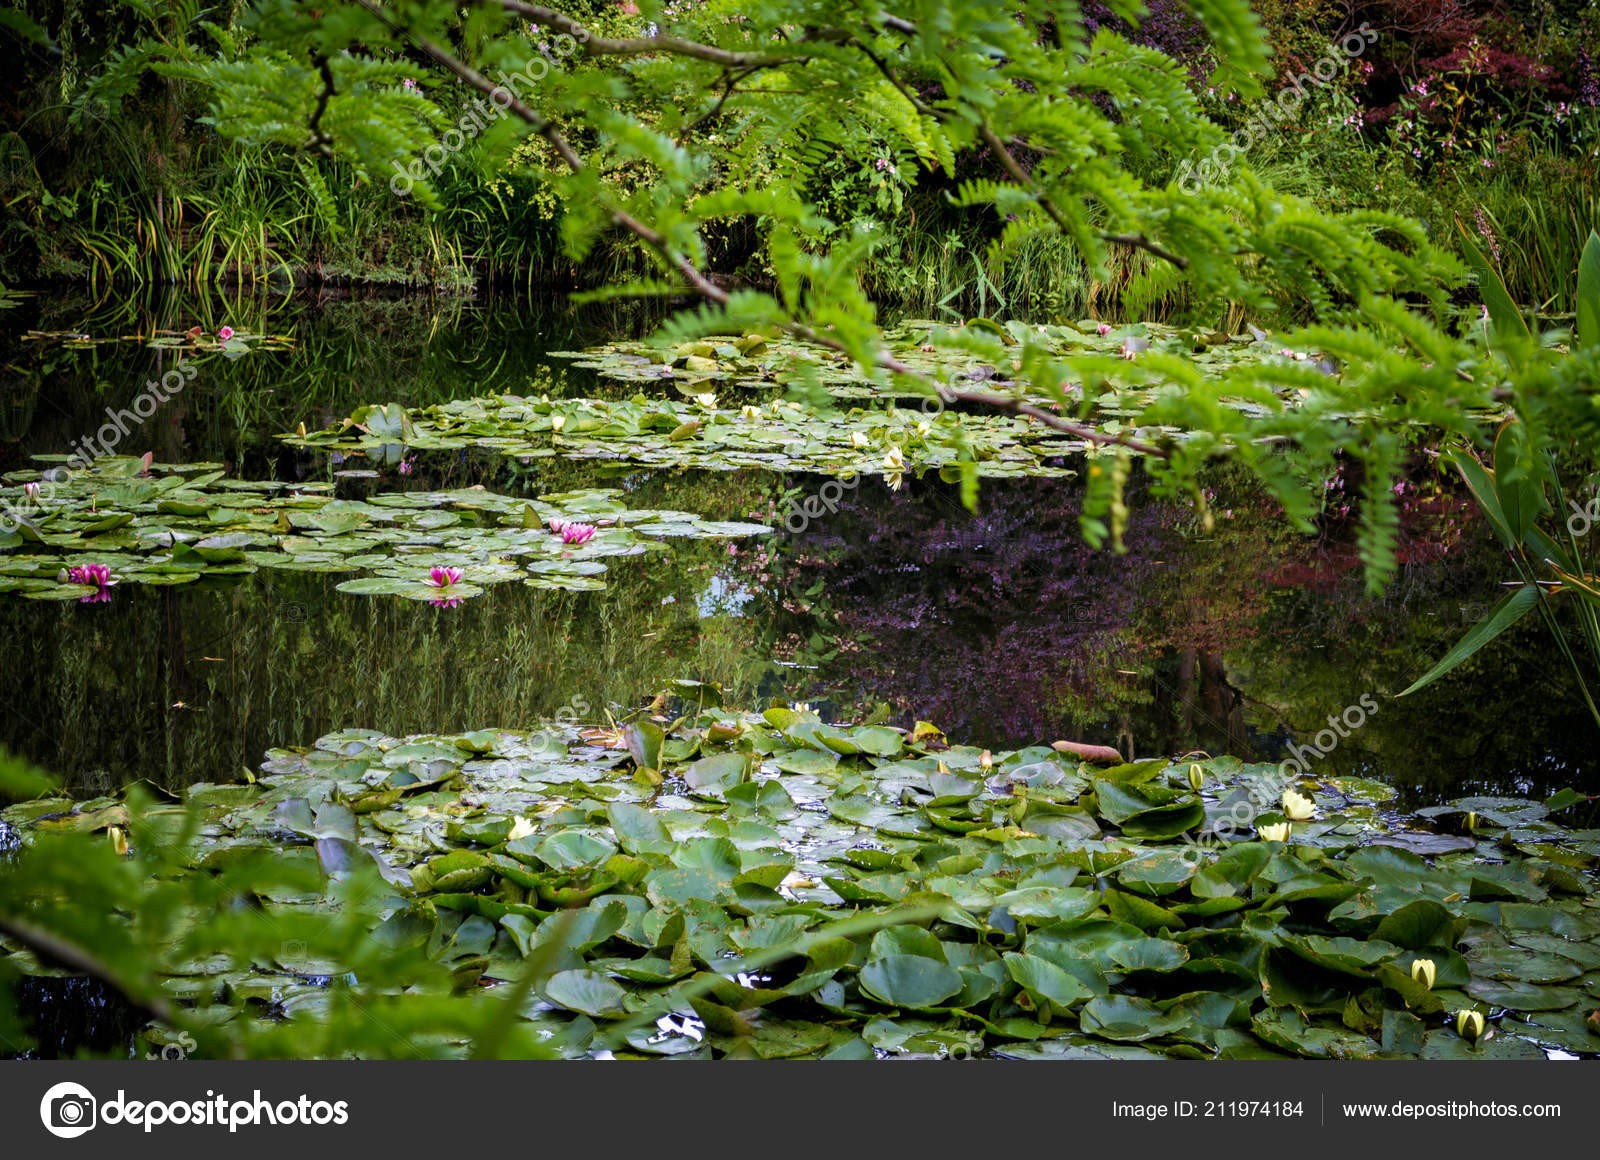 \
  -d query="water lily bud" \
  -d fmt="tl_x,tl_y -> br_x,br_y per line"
979,750 -> 993,770
550,414 -> 566,432
1187,763 -> 1205,791
1455,1009 -> 1486,1042
507,816 -> 536,842
1282,788 -> 1316,821
108,826 -> 129,856
1464,810 -> 1478,832
1258,822 -> 1290,842
1410,958 -> 1436,990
